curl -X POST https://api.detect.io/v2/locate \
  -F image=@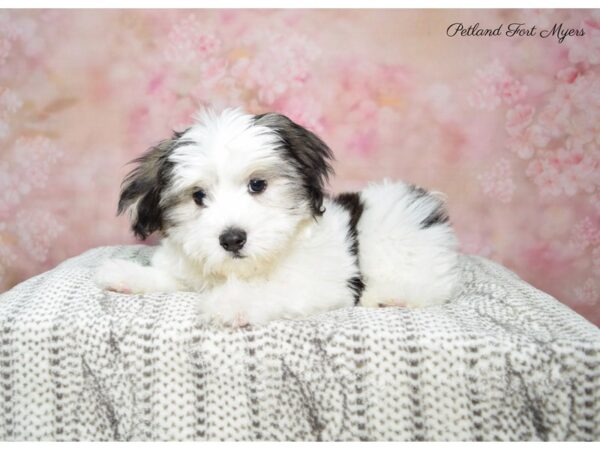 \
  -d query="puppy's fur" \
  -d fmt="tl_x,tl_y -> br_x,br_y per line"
96,108 -> 460,326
